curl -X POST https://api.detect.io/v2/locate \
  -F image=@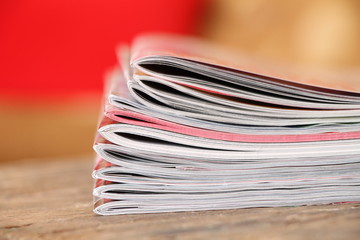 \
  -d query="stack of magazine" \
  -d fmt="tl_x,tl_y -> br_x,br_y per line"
93,34 -> 360,215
